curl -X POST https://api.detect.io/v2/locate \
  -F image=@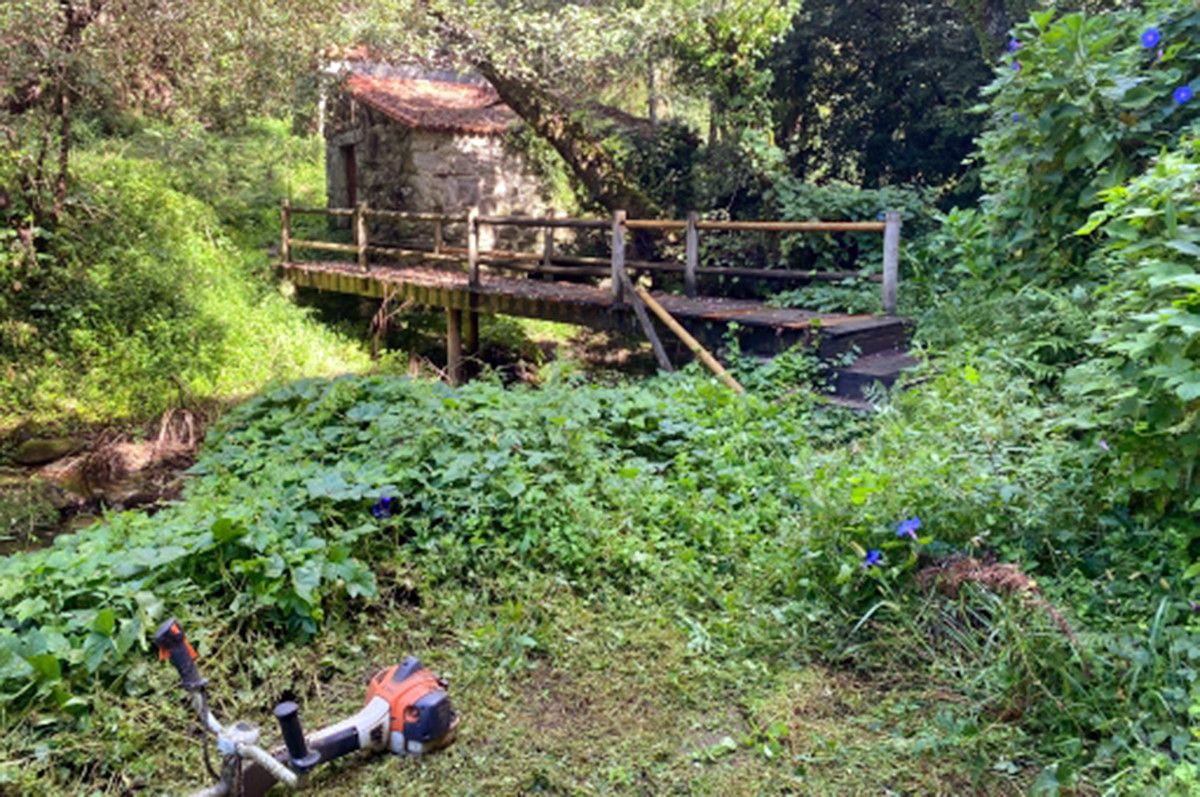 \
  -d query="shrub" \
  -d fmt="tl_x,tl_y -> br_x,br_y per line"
975,2 -> 1200,283
1066,128 -> 1200,508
